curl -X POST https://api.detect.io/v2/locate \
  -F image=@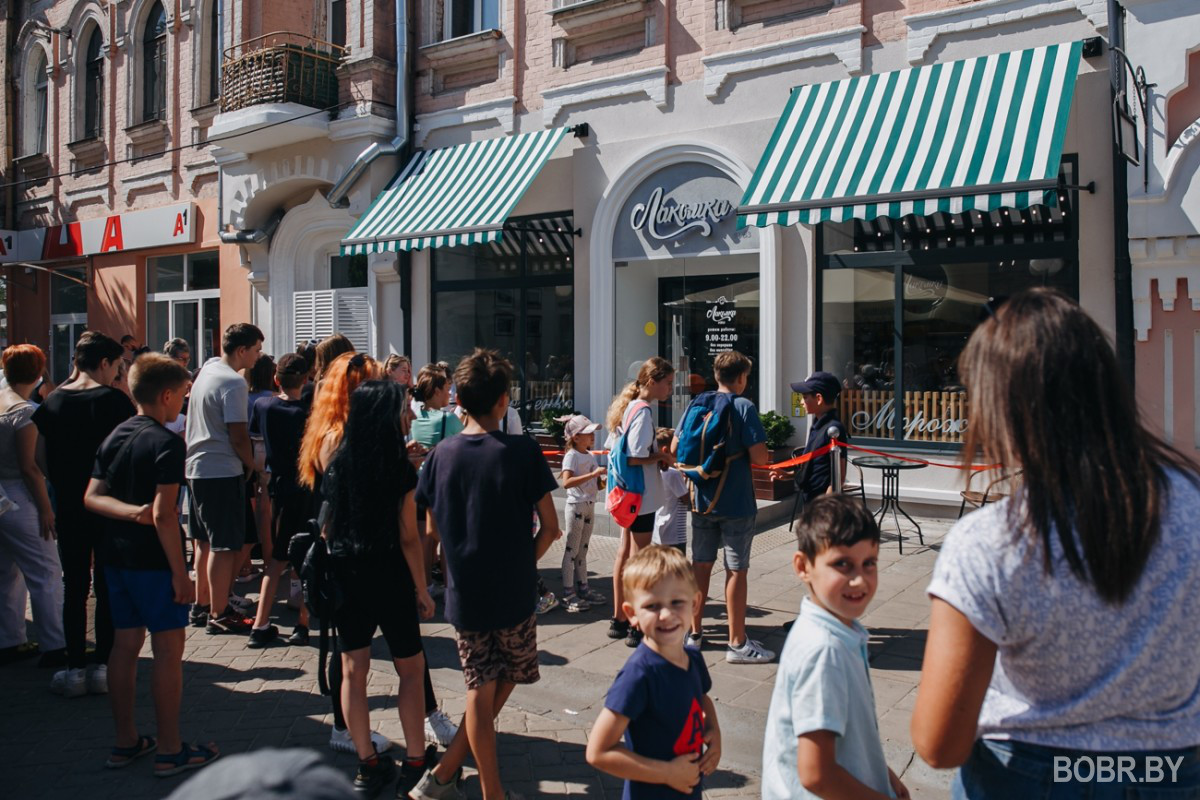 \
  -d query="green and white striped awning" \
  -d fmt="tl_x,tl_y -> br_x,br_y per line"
738,41 -> 1082,228
341,127 -> 569,253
